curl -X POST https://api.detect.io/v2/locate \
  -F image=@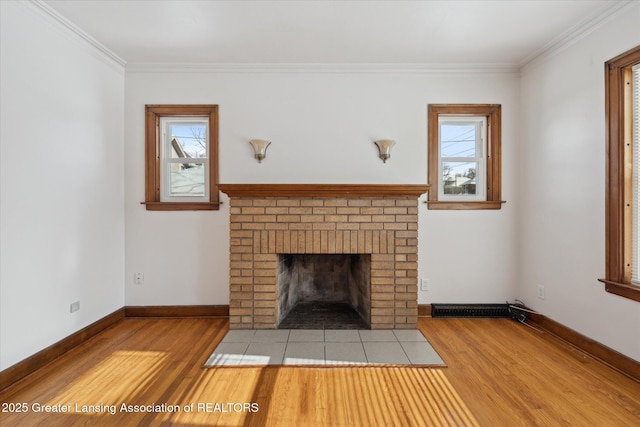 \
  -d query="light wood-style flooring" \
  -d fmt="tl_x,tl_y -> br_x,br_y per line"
1,317 -> 638,426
